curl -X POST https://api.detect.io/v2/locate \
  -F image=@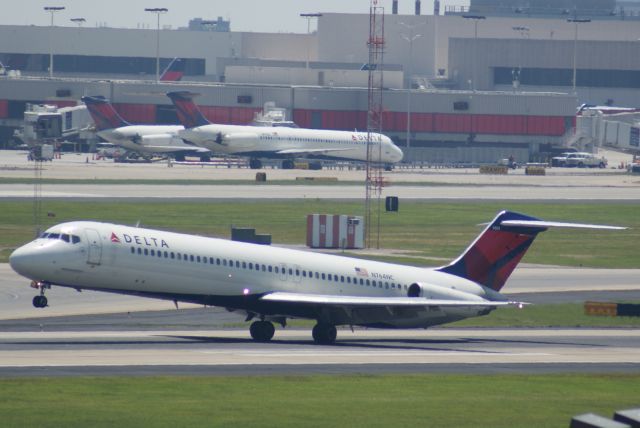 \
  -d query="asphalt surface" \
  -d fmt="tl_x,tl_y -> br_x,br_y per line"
1,328 -> 638,376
